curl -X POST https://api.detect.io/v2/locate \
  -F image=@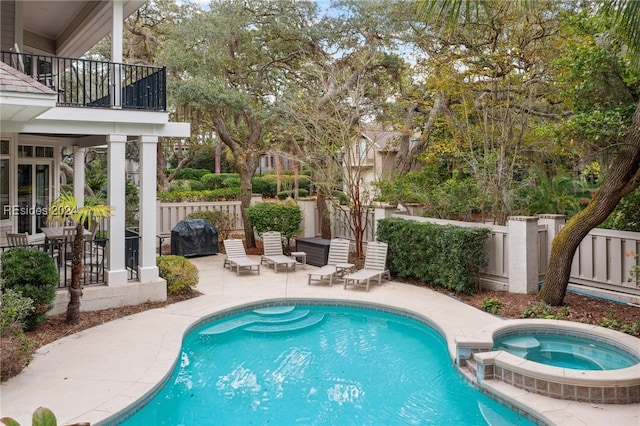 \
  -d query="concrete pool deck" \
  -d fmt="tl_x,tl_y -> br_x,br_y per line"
1,253 -> 638,425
